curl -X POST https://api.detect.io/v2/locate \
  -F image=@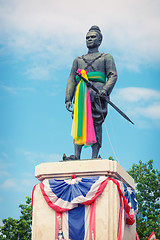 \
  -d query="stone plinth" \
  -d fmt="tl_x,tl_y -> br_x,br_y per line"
32,159 -> 136,240
35,159 -> 134,189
